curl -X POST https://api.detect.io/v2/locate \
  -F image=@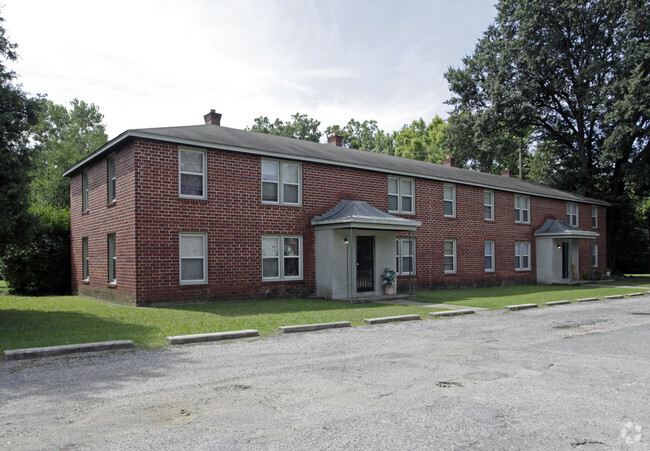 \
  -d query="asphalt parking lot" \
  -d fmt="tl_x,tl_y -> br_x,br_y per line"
1,297 -> 649,450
